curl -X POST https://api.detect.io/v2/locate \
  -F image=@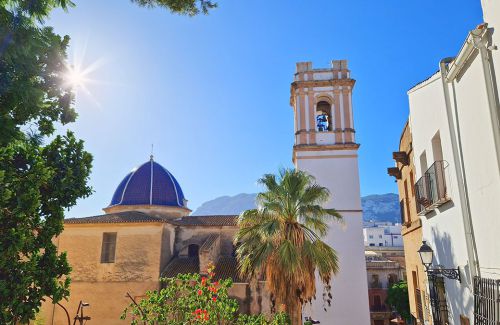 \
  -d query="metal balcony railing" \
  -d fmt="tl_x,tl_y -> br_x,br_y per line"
415,161 -> 448,214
